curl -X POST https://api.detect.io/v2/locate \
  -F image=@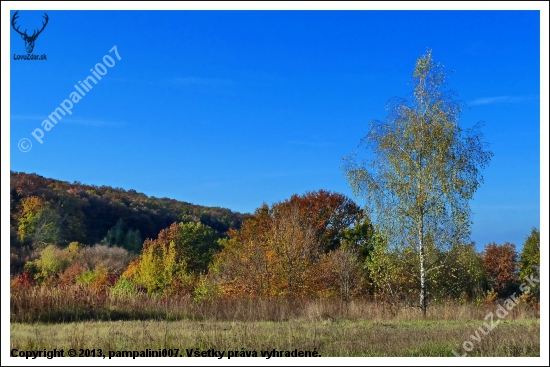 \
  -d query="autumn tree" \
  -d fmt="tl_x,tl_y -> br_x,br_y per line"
211,204 -> 276,297
483,242 -> 518,297
268,201 -> 321,296
27,242 -> 82,284
16,196 -> 46,243
16,196 -> 63,250
130,222 -> 219,294
211,203 -> 320,297
519,227 -> 540,280
343,50 -> 493,315
211,190 -> 365,298
281,190 -> 363,253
